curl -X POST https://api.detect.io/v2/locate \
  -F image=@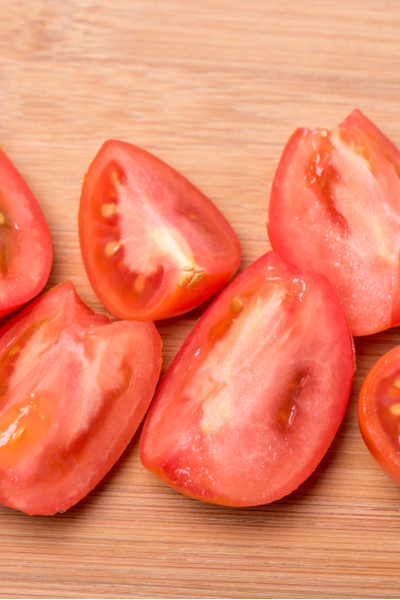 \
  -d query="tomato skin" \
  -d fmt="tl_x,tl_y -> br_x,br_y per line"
140,251 -> 355,507
79,141 -> 241,321
0,281 -> 162,515
268,109 -> 400,336
0,147 -> 52,317
358,346 -> 400,487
